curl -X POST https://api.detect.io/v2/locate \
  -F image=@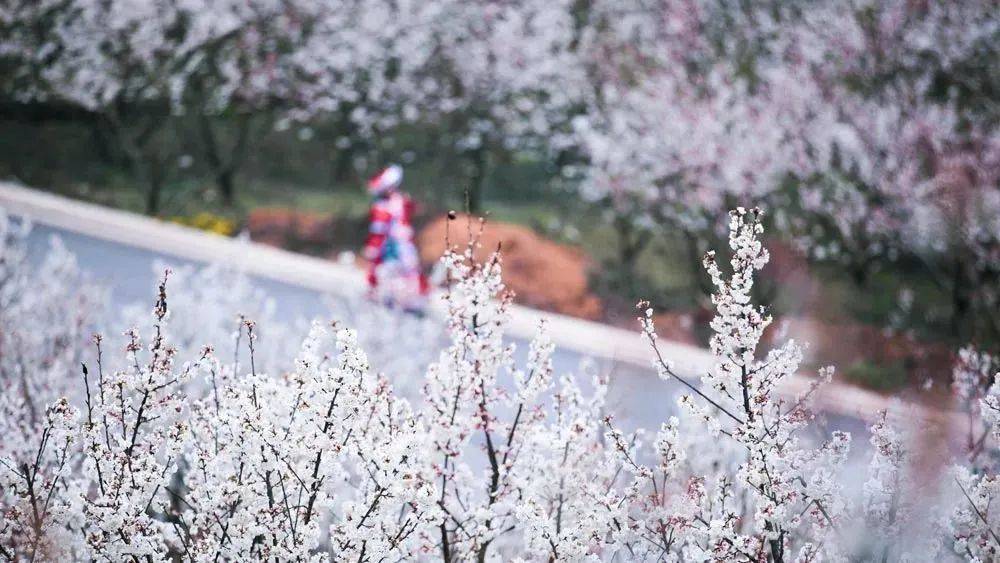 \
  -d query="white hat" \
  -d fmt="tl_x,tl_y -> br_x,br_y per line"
367,164 -> 403,194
